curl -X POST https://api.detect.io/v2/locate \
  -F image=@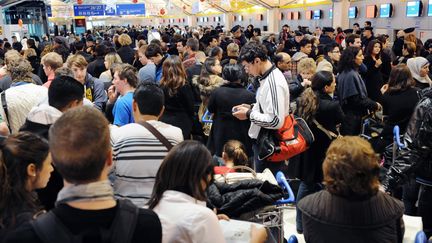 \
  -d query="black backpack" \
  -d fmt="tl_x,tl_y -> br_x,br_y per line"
30,200 -> 139,243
